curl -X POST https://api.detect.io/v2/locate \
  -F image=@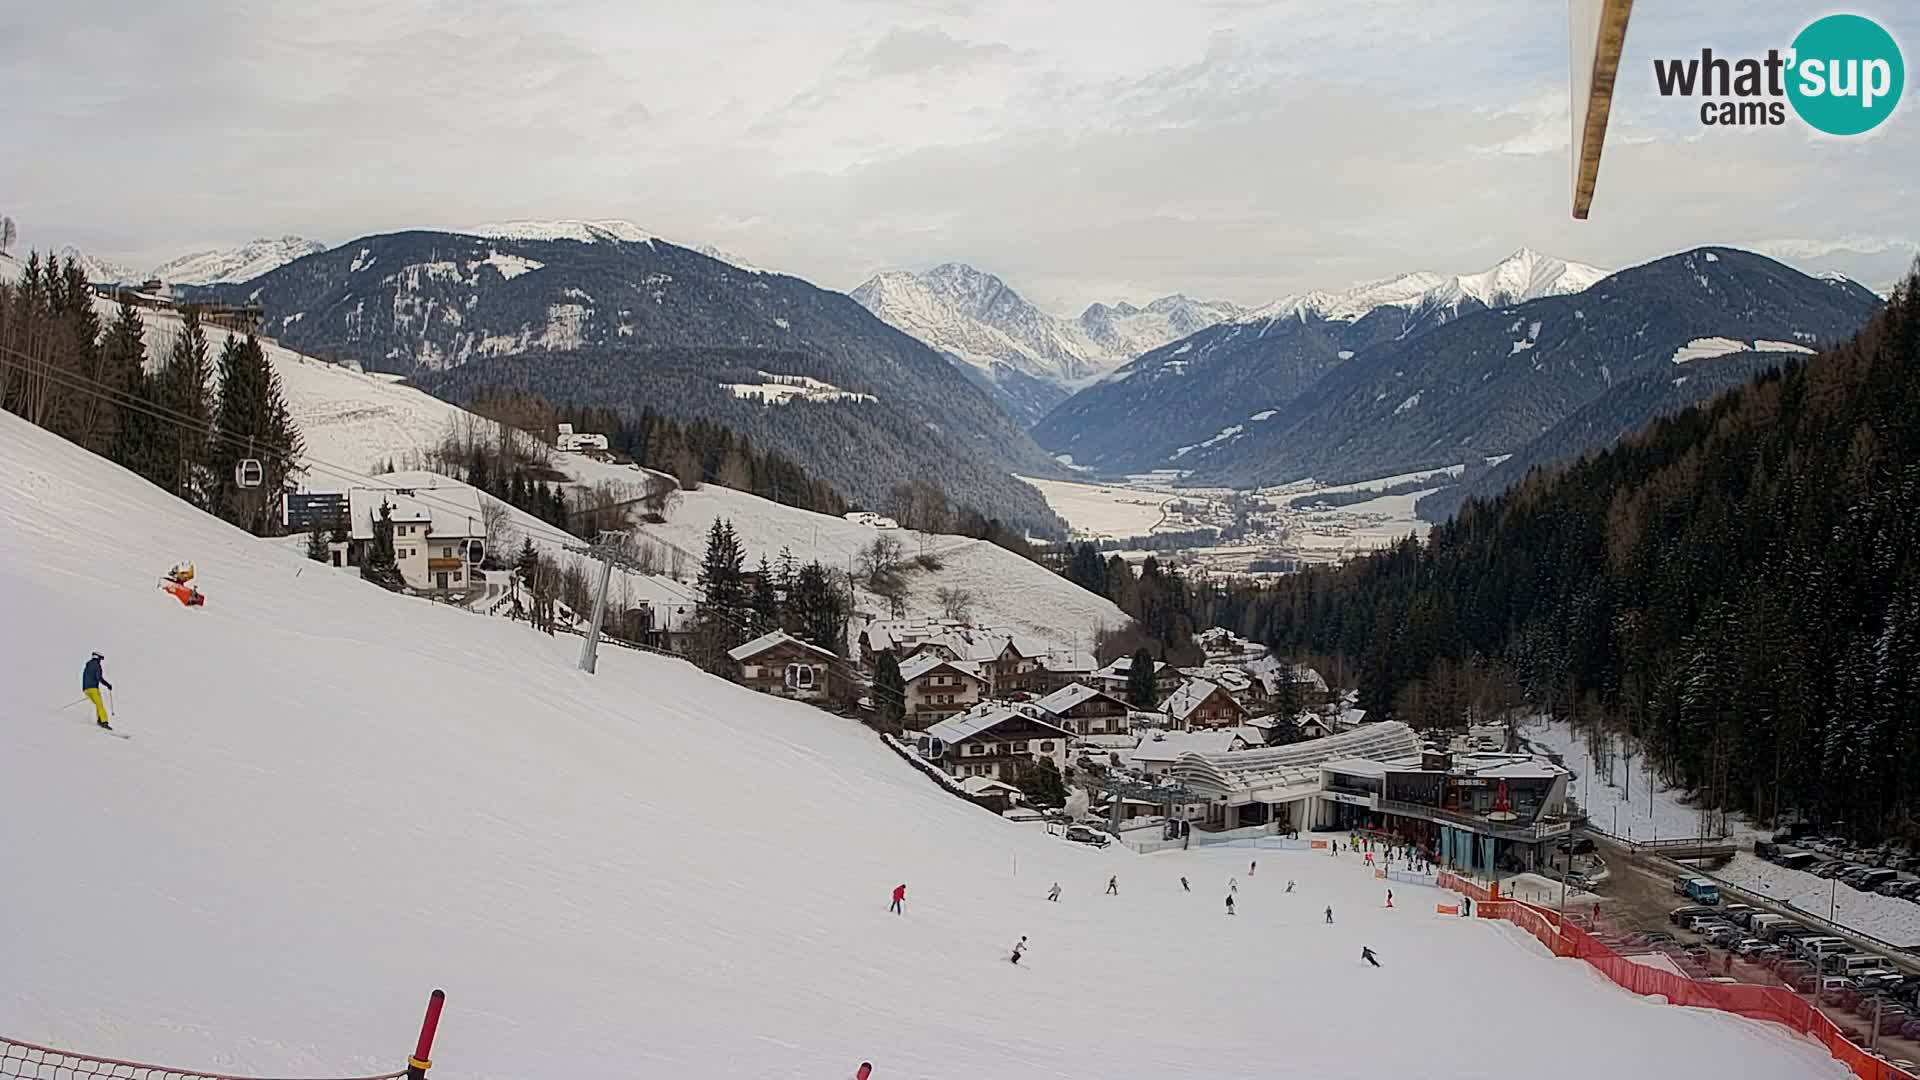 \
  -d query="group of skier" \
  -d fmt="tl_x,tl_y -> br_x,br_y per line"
892,851 -> 1389,969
